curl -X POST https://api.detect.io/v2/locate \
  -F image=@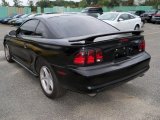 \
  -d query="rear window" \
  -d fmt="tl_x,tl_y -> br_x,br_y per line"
48,15 -> 118,38
98,13 -> 119,21
82,8 -> 103,13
